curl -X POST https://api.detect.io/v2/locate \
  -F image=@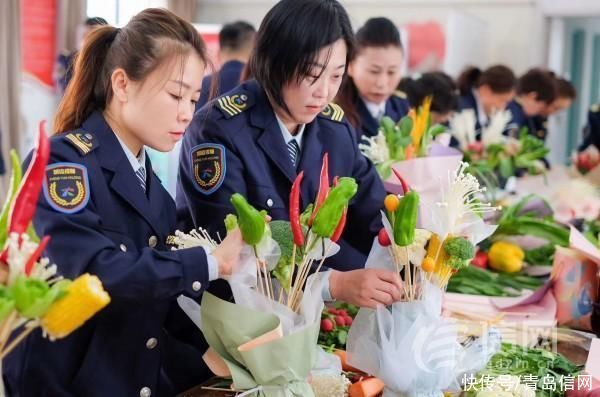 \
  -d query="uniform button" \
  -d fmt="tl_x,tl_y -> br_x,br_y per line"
192,281 -> 202,292
119,244 -> 127,252
146,337 -> 158,350
266,198 -> 274,208
148,235 -> 158,248
140,387 -> 151,397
